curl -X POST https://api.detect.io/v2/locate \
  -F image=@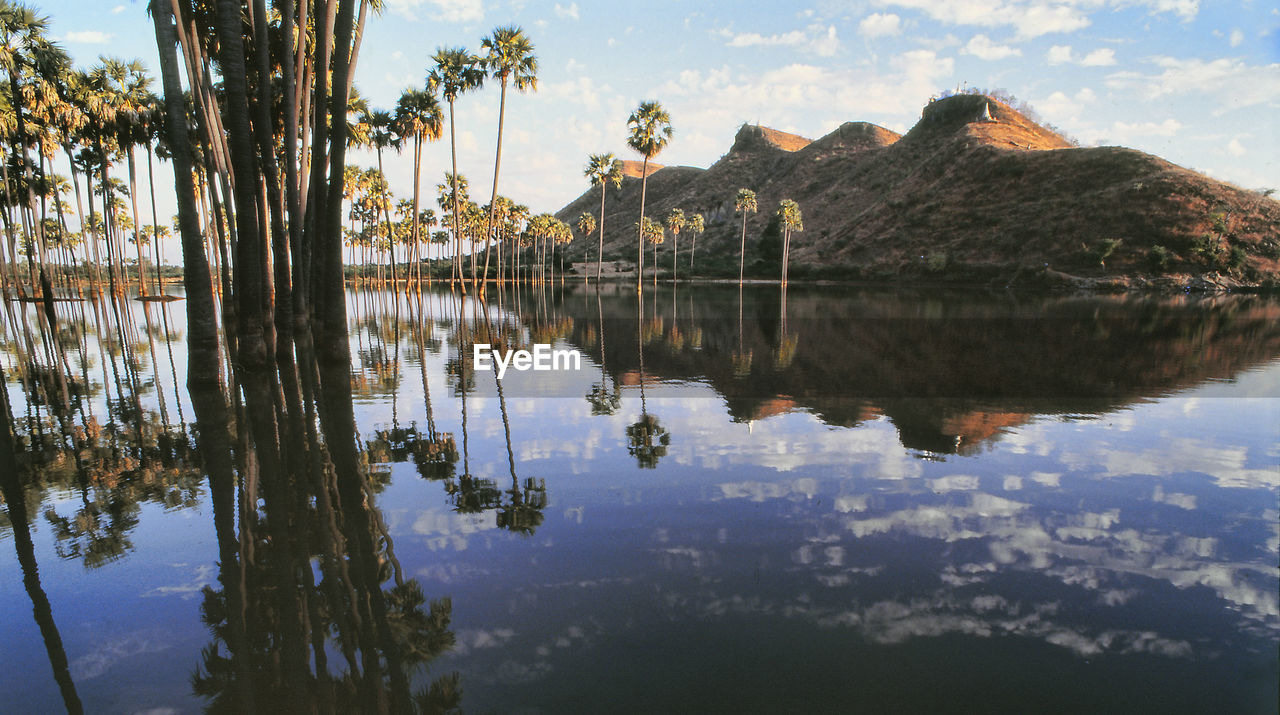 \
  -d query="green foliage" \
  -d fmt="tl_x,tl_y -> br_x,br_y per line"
1087,237 -> 1122,266
1226,245 -> 1249,274
1192,232 -> 1225,263
1148,245 -> 1172,272
1194,207 -> 1235,266
926,251 -> 948,273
